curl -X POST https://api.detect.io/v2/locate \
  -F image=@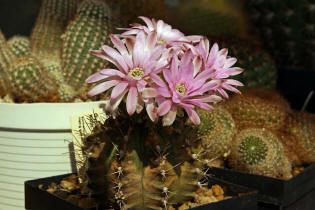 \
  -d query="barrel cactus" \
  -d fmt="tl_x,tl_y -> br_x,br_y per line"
7,35 -> 31,58
229,128 -> 292,179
